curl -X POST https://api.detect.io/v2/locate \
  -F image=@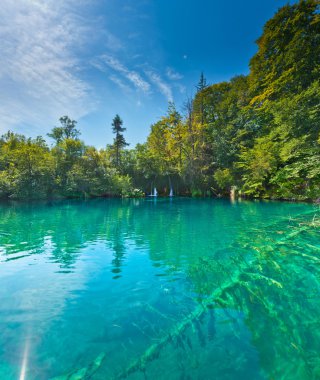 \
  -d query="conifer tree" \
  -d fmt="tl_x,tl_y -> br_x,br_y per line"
111,114 -> 128,167
196,72 -> 207,126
